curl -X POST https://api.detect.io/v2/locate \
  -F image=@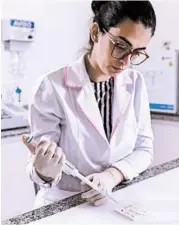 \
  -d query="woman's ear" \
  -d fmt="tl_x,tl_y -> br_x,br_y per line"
90,22 -> 100,43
